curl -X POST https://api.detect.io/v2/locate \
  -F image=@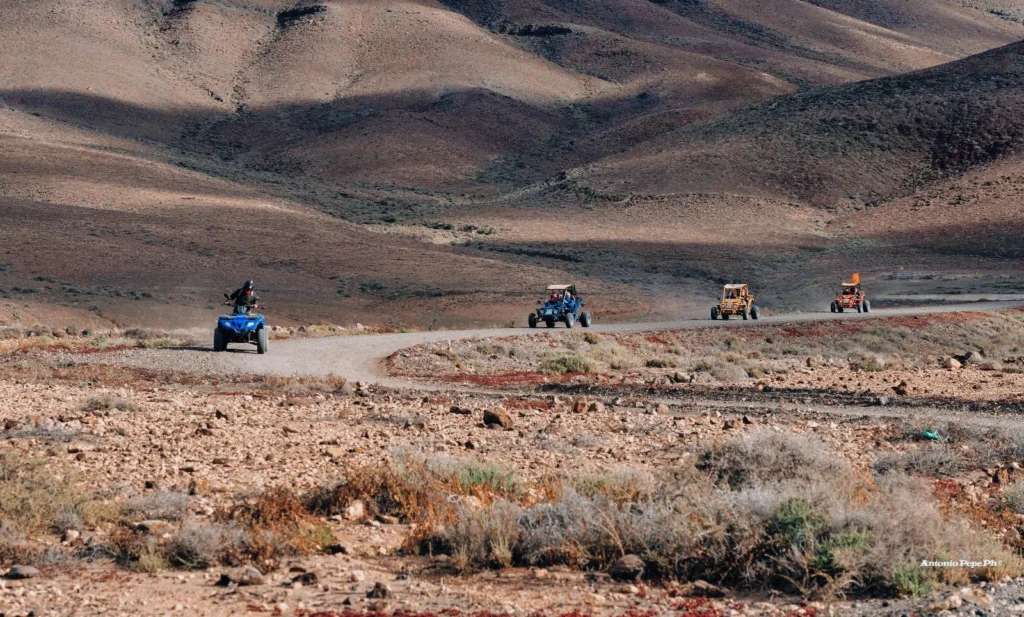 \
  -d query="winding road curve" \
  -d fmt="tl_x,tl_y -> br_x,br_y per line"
106,300 -> 1024,388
